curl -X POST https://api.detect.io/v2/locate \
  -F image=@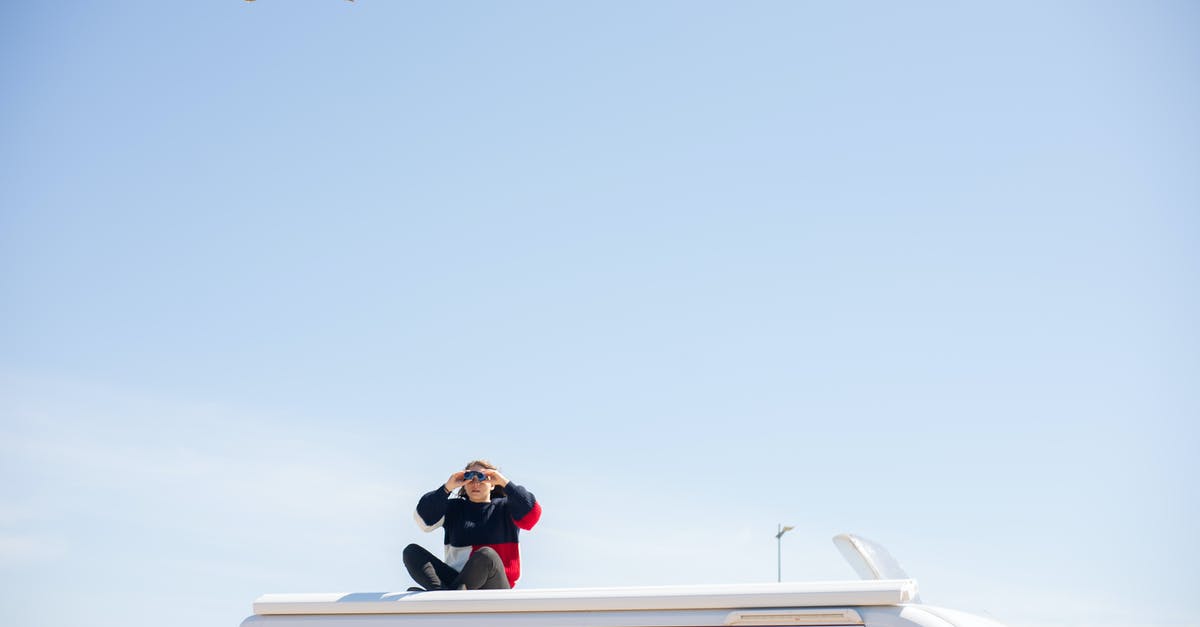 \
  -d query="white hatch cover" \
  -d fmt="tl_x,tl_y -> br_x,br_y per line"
253,579 -> 918,616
